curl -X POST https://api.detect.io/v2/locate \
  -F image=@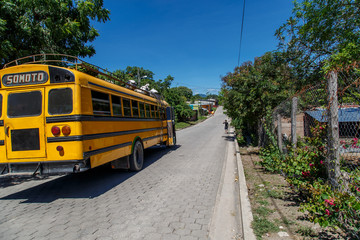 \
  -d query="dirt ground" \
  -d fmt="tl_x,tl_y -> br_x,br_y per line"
239,147 -> 346,240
